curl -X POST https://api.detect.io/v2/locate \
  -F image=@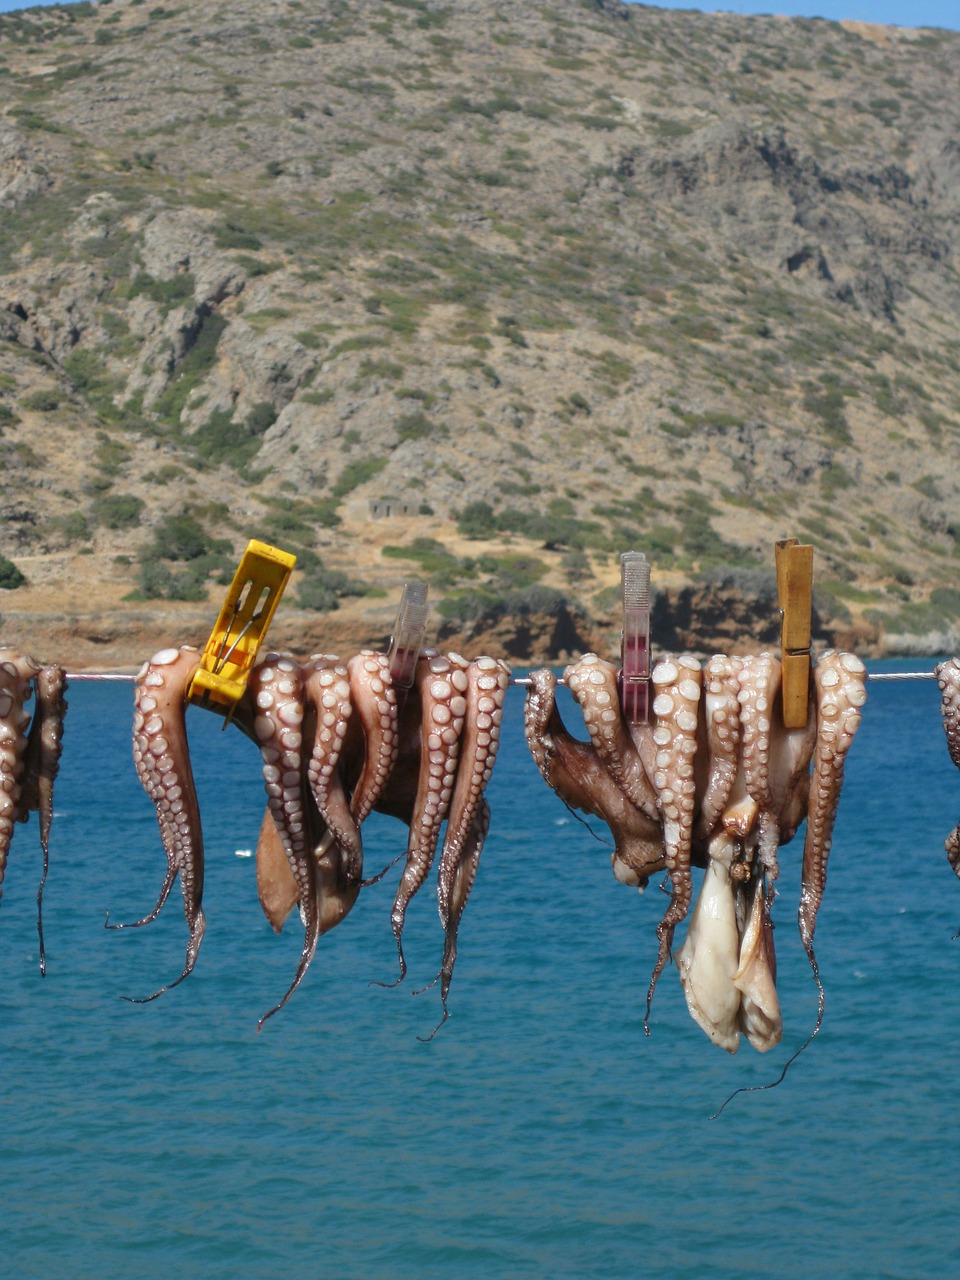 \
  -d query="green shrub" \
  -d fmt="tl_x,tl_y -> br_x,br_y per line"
22,389 -> 61,412
92,493 -> 144,529
457,500 -> 497,538
296,563 -> 366,611
129,272 -> 195,307
0,554 -> 26,589
331,455 -> 387,498
152,513 -> 211,561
